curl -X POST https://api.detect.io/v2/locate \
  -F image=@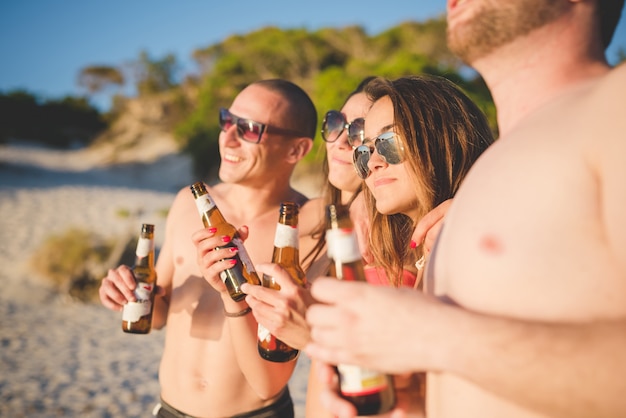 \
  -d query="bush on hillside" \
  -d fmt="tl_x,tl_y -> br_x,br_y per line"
30,228 -> 136,303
